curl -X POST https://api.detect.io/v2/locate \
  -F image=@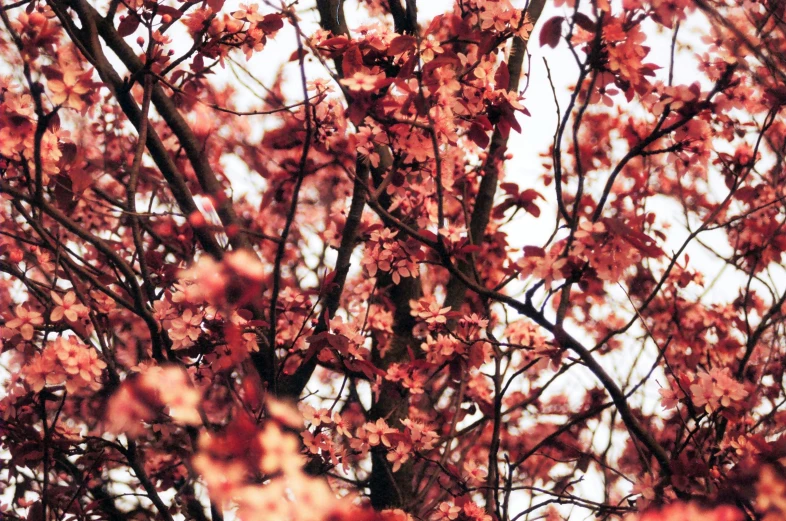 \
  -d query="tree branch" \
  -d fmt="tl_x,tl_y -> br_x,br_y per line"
442,0 -> 547,312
